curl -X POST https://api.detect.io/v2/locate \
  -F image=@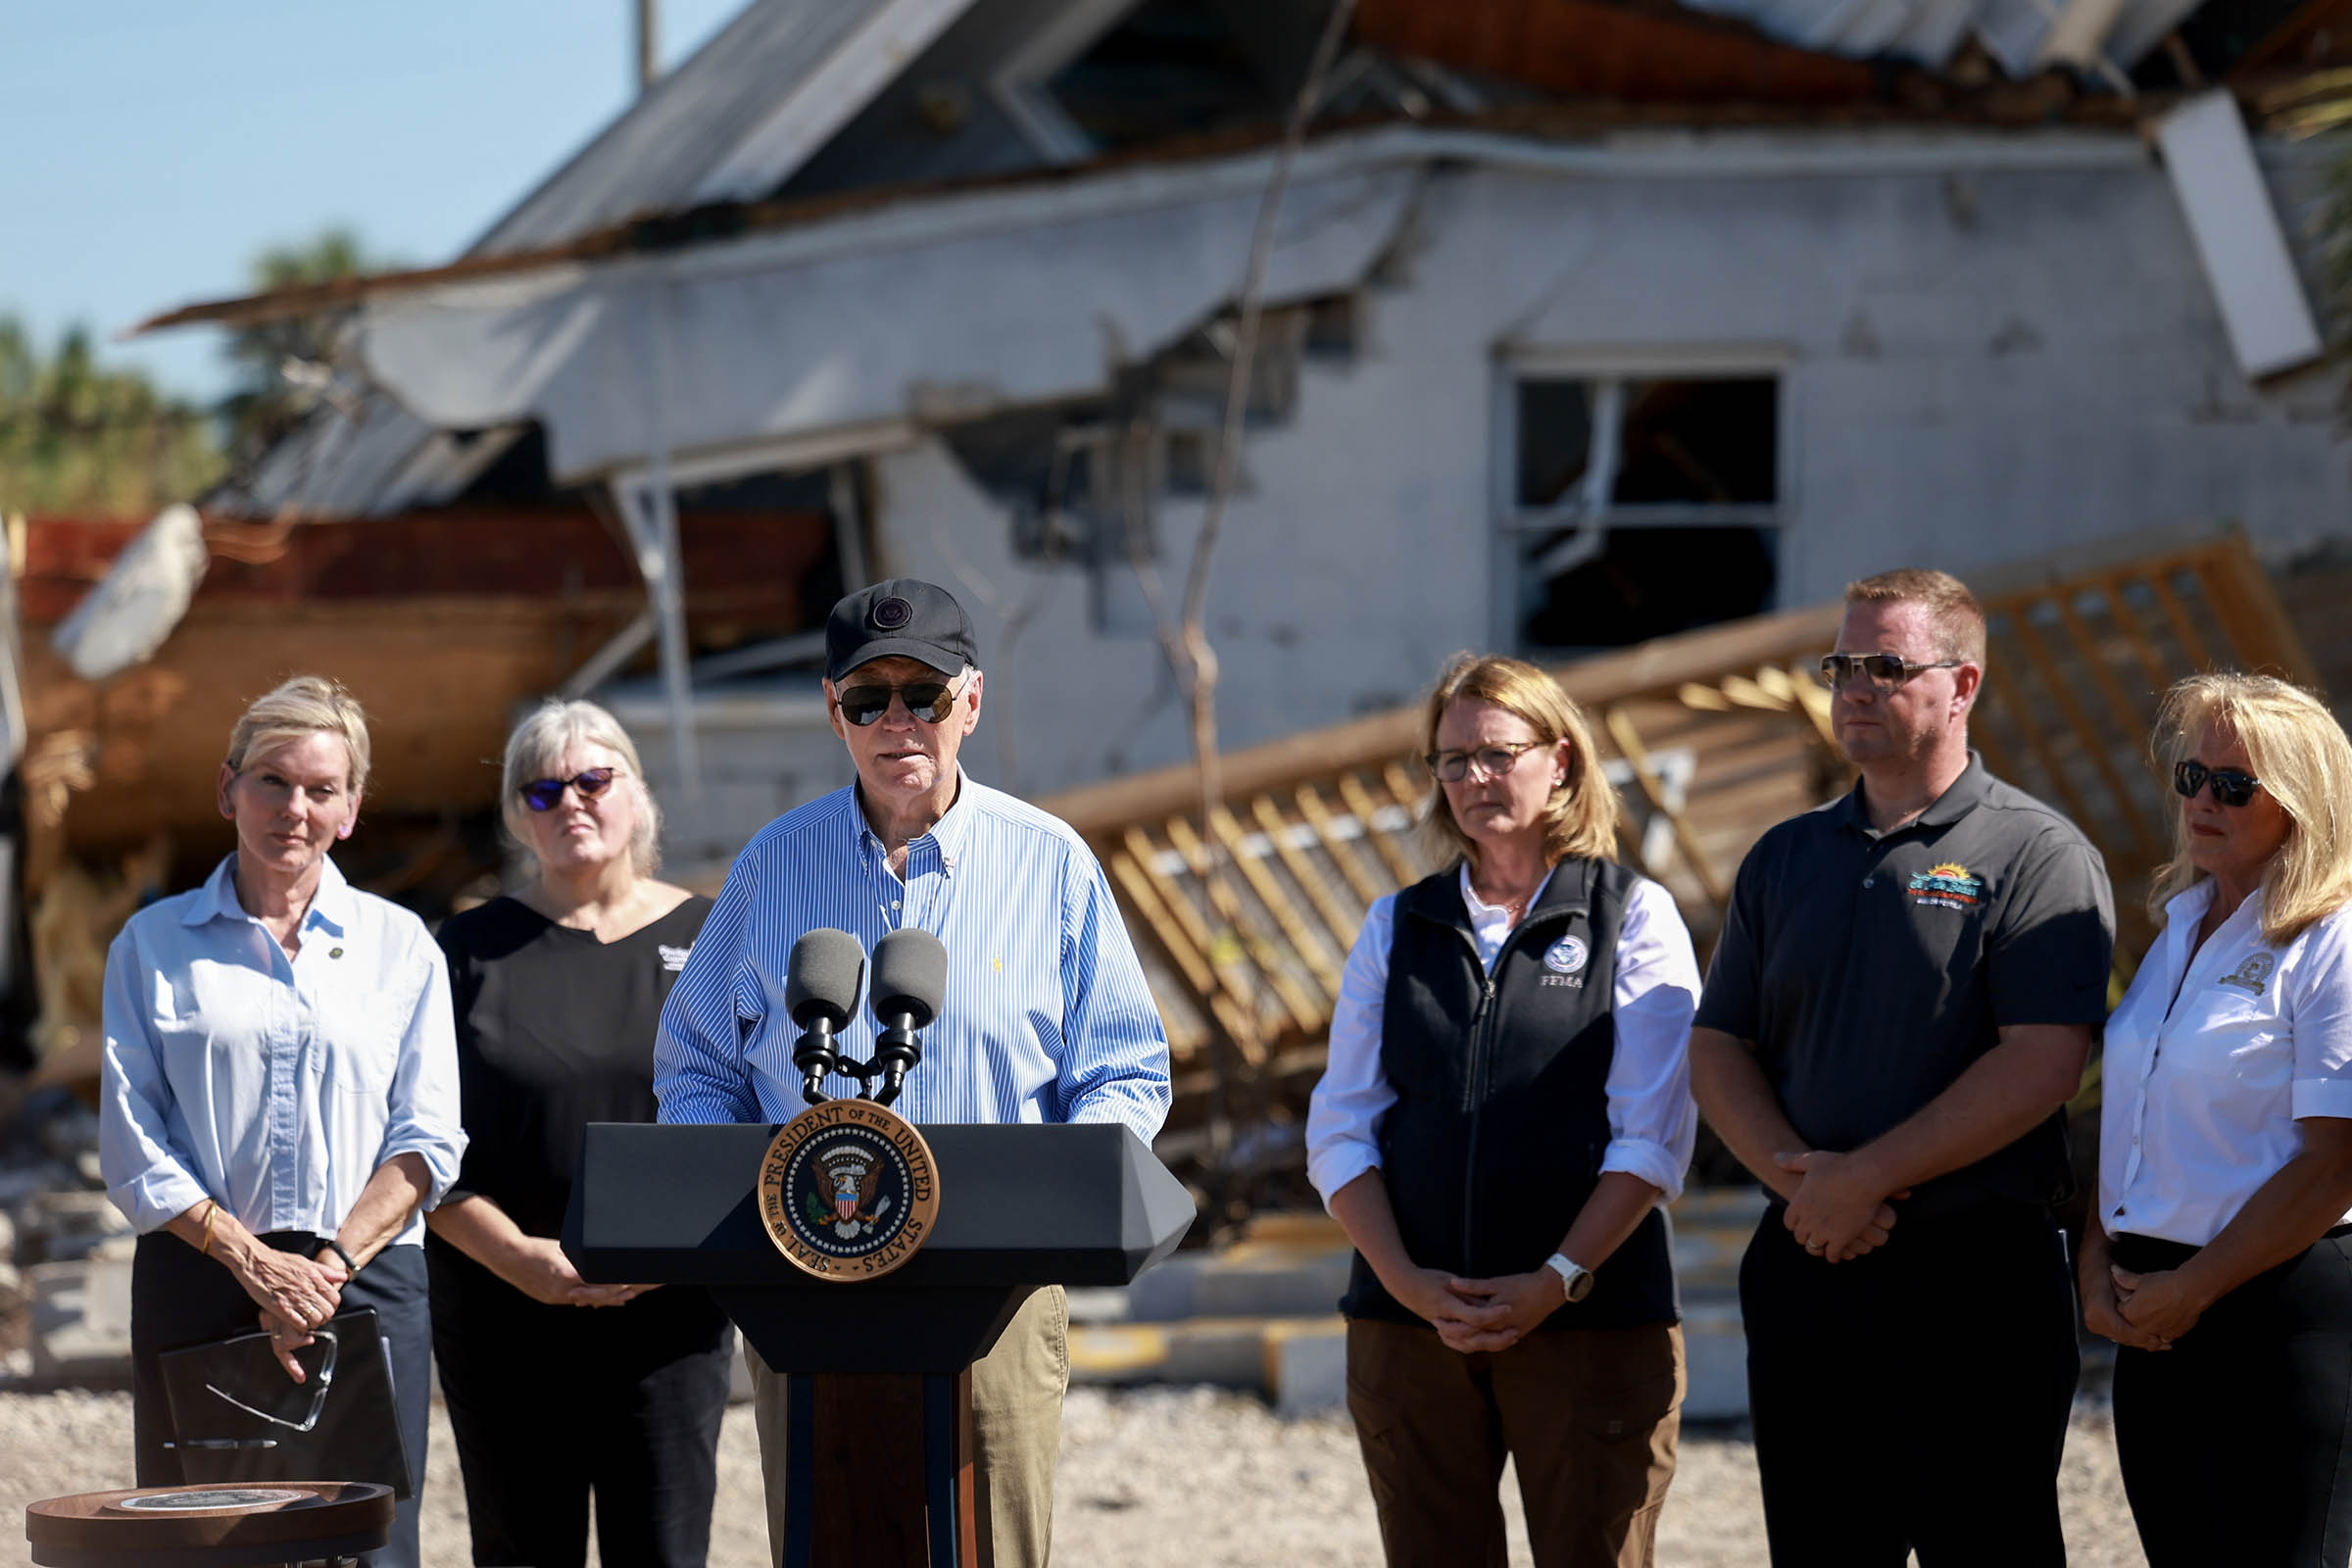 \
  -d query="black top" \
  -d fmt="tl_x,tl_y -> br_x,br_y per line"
1343,856 -> 1677,1332
1693,754 -> 2114,1211
435,895 -> 712,1239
